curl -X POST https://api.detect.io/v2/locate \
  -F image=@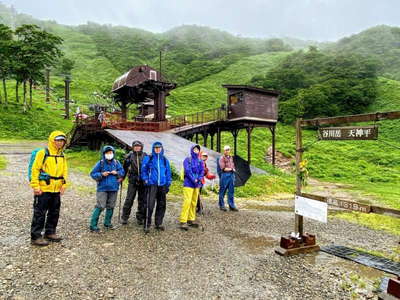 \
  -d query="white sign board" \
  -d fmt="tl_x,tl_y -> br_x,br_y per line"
295,195 -> 328,223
